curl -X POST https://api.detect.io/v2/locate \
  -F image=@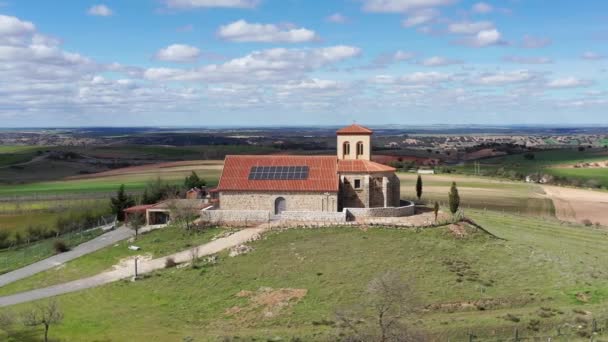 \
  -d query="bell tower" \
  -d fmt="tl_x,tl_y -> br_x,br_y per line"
336,124 -> 373,161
